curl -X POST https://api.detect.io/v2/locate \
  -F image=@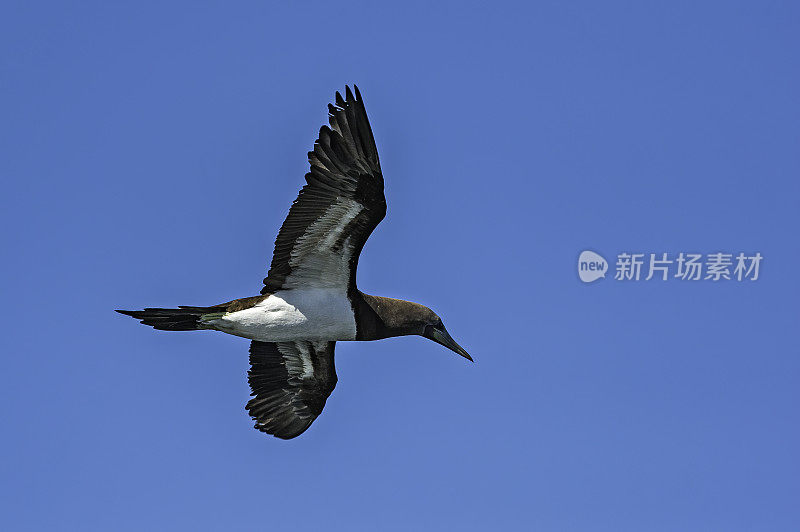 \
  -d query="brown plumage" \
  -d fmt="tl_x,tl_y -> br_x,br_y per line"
117,85 -> 471,440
